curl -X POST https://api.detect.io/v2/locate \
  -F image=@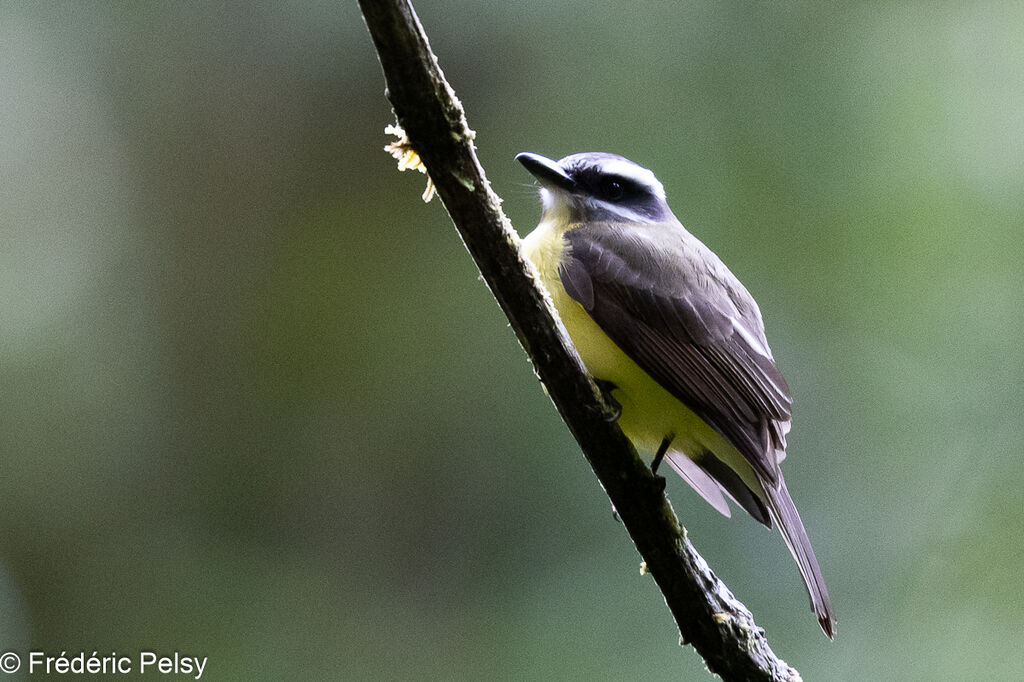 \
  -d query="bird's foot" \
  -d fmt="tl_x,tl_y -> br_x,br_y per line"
651,436 -> 672,475
593,378 -> 621,421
